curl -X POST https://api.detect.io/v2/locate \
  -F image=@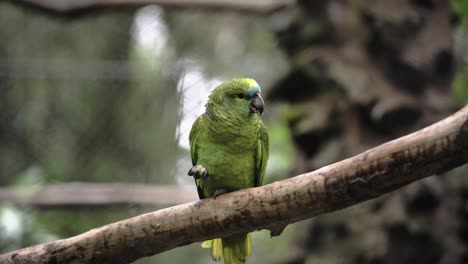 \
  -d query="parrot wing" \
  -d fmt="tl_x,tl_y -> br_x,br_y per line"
189,115 -> 206,199
255,123 -> 269,187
